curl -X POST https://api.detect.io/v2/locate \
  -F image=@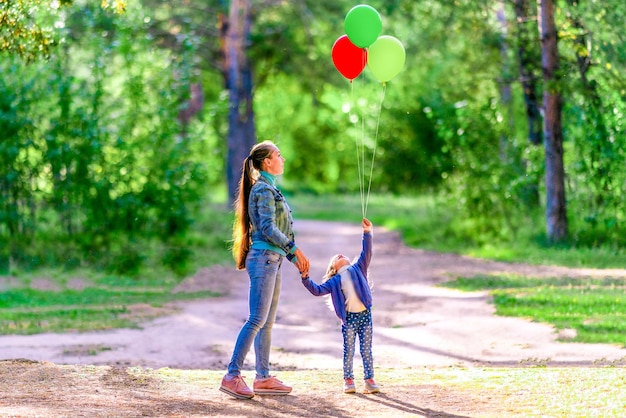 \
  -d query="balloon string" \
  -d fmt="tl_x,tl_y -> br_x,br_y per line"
360,50 -> 367,219
360,79 -> 366,219
364,82 -> 386,218
351,80 -> 365,218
